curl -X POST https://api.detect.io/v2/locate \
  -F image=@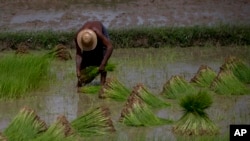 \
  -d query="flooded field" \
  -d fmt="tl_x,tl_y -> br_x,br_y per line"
1,0 -> 250,31
0,46 -> 249,140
